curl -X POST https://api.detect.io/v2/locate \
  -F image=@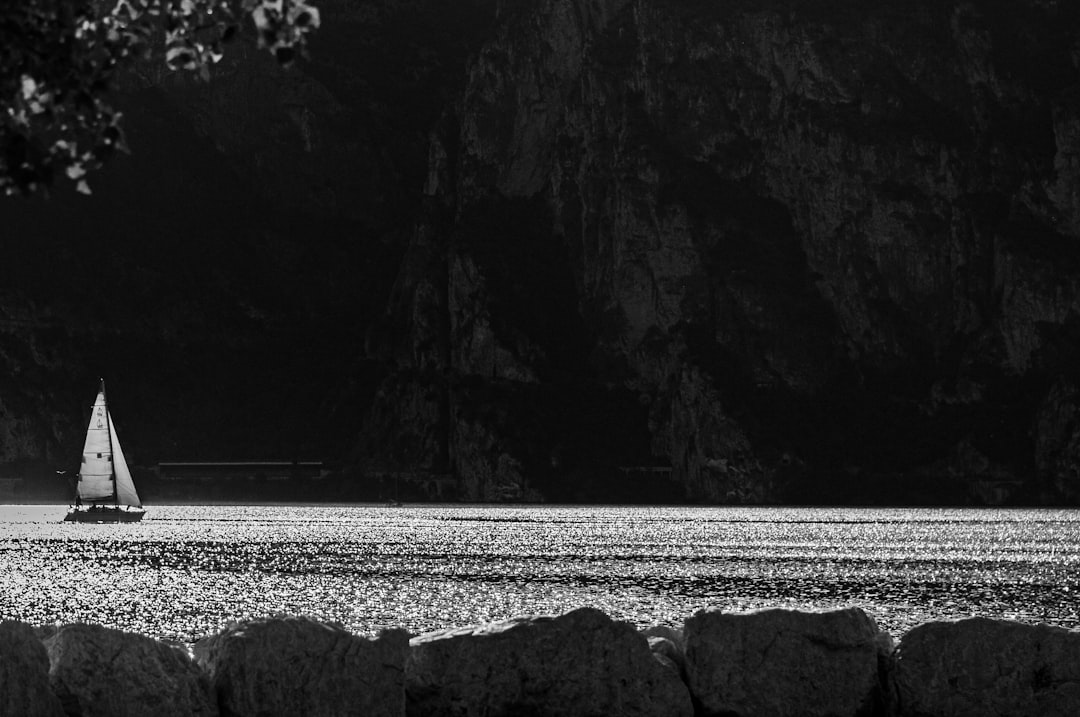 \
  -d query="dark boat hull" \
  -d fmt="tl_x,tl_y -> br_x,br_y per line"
64,507 -> 145,523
